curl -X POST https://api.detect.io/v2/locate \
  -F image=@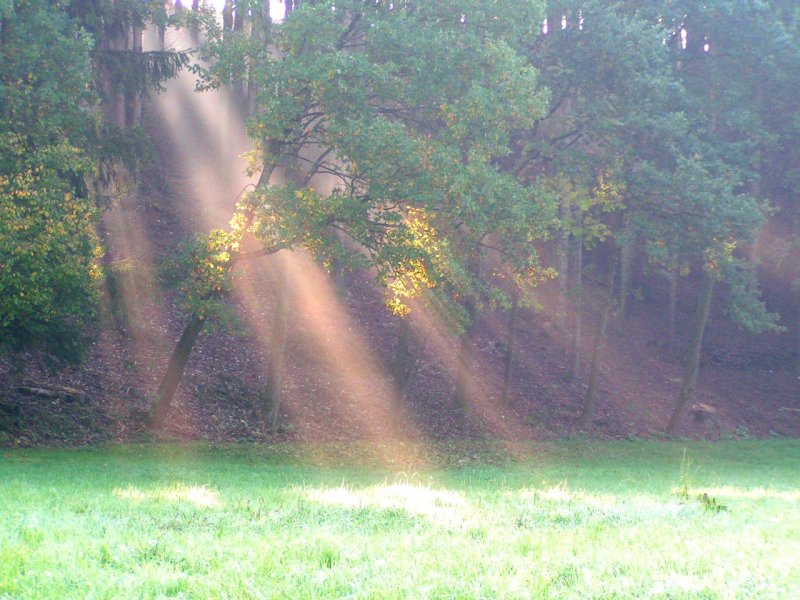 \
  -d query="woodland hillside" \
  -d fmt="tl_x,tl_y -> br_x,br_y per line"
1,0 -> 799,447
